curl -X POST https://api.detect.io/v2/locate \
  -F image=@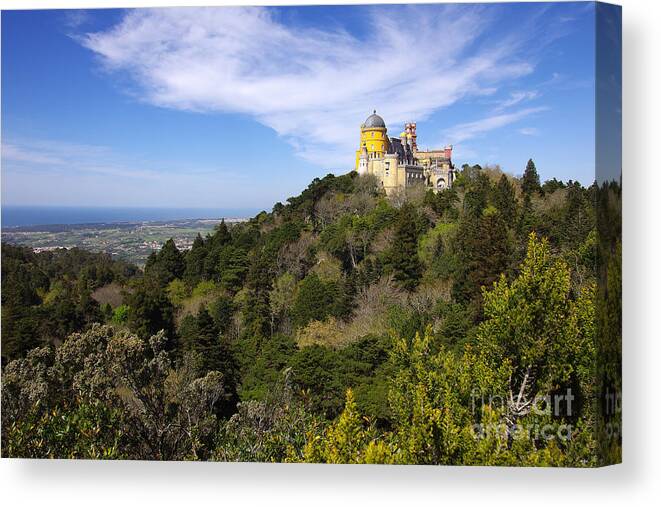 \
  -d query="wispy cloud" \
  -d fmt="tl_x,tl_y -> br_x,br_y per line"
518,127 -> 540,136
3,143 -> 65,166
79,5 -> 543,168
1,138 -> 256,207
444,107 -> 548,145
494,90 -> 540,112
2,139 -> 158,180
